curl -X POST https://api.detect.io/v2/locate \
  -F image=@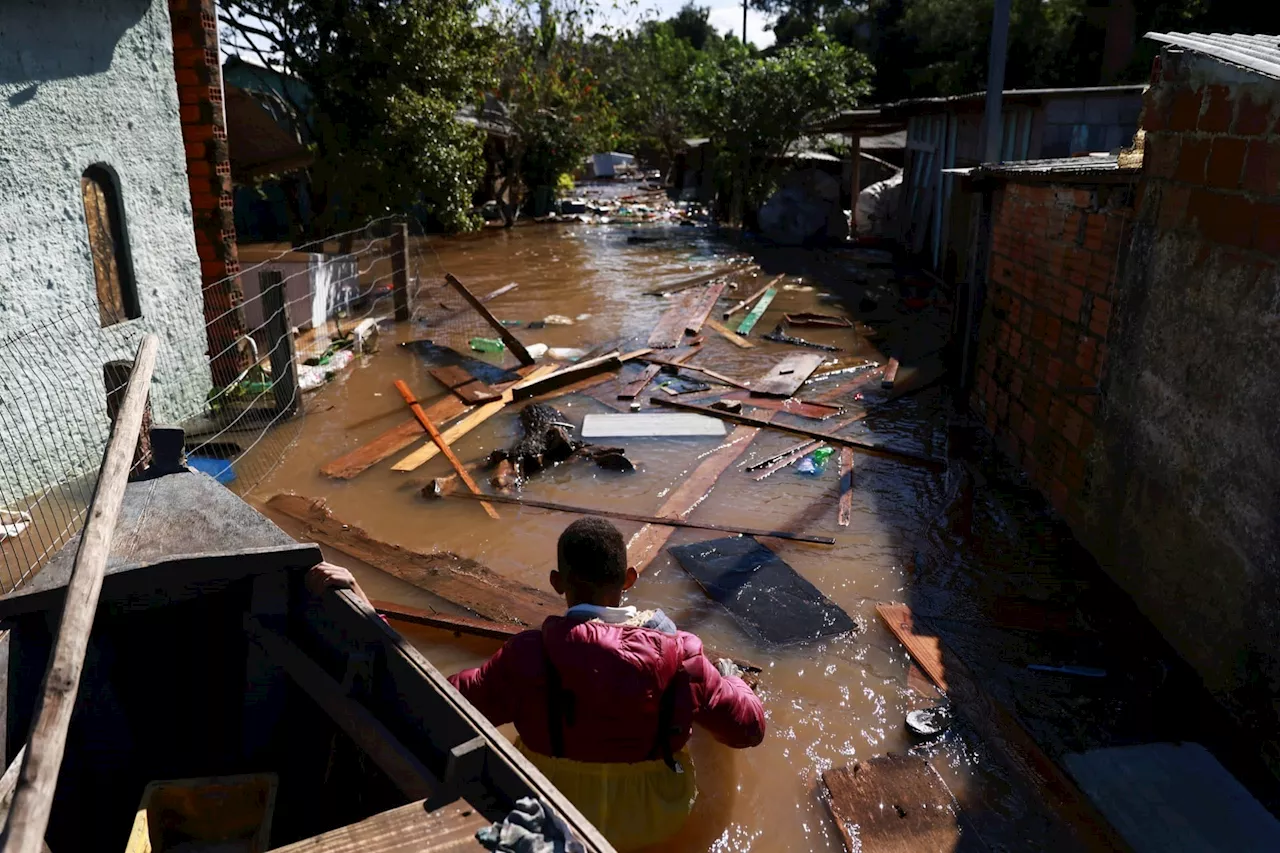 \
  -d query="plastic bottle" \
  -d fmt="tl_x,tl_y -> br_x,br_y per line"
796,446 -> 835,476
469,337 -> 505,353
